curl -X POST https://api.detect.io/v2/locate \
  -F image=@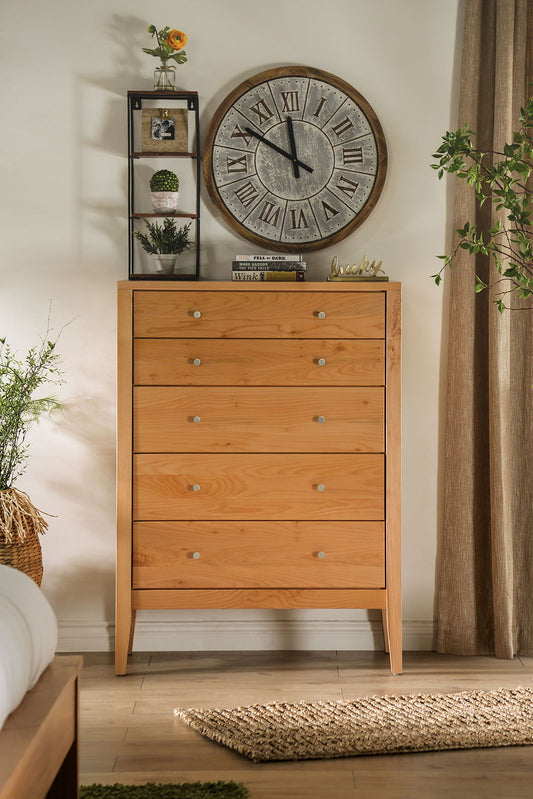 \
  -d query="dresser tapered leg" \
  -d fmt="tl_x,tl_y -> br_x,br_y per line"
115,601 -> 131,676
381,608 -> 390,653
385,601 -> 402,674
128,609 -> 137,654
